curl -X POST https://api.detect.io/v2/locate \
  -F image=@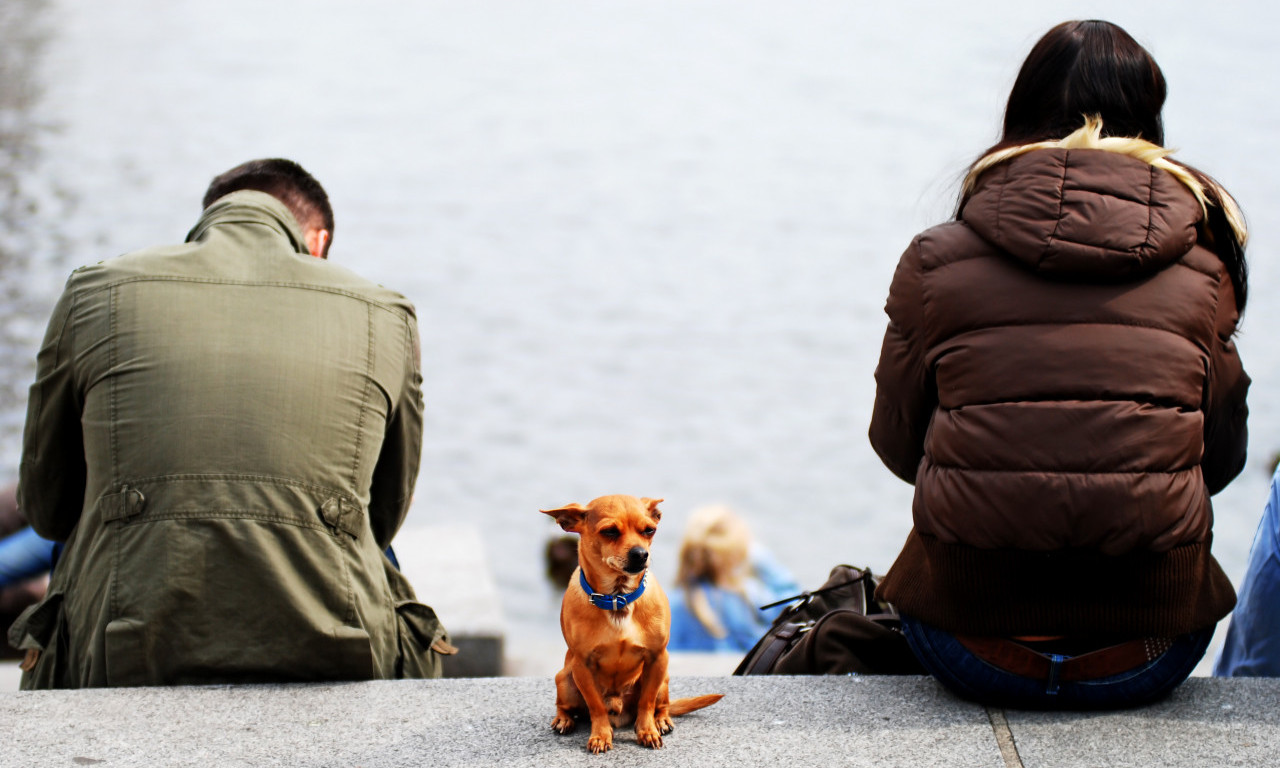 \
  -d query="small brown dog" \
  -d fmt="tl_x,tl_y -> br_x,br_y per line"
541,495 -> 723,753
